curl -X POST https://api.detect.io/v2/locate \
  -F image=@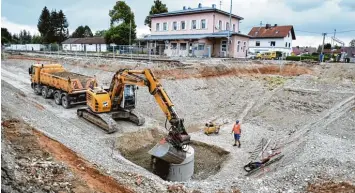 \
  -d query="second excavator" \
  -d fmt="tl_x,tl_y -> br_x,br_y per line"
77,69 -> 191,153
